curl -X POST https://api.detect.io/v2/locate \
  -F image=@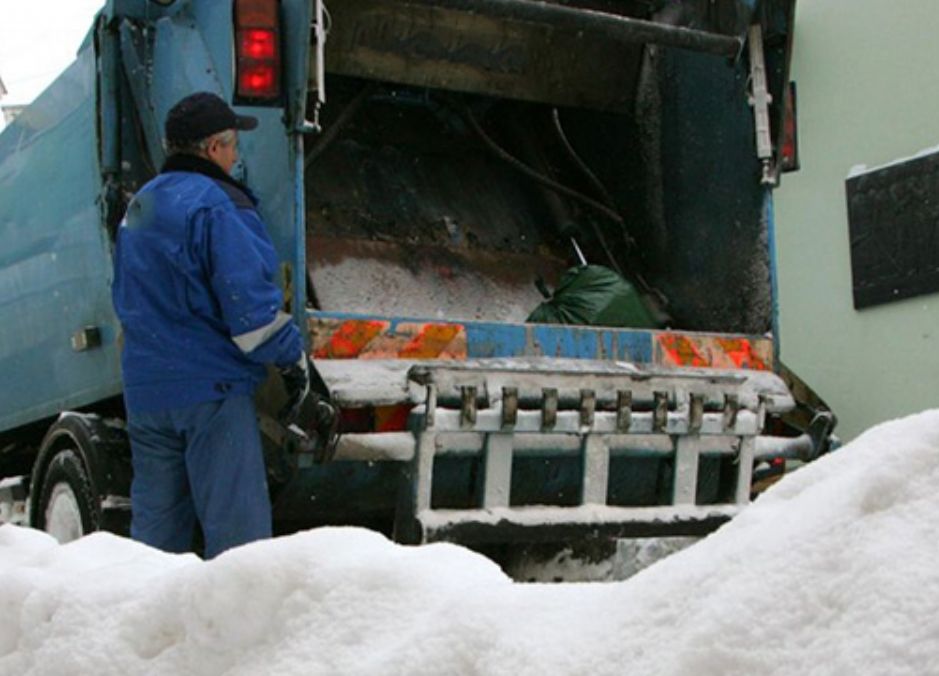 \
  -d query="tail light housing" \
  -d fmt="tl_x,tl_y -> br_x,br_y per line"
234,0 -> 281,101
780,81 -> 800,172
